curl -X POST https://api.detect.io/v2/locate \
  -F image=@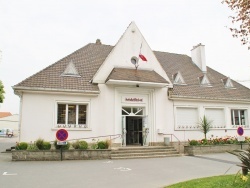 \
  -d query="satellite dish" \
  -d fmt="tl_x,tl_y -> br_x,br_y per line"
131,56 -> 138,65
